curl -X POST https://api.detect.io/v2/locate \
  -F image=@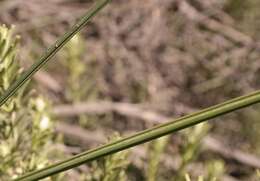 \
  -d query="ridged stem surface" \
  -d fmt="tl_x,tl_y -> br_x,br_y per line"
15,90 -> 260,181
